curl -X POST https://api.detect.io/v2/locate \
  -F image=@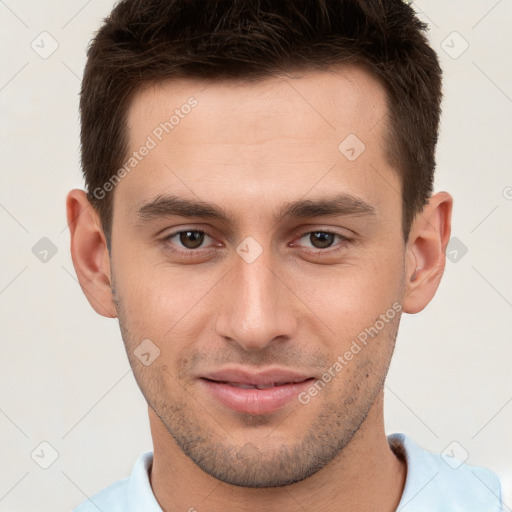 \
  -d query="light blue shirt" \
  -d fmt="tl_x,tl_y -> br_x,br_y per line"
72,433 -> 503,511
